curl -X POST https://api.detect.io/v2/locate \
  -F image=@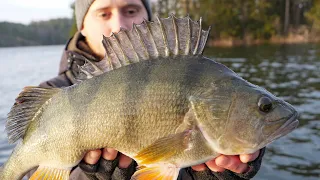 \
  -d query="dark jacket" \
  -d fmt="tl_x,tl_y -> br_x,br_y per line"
40,32 -> 265,180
